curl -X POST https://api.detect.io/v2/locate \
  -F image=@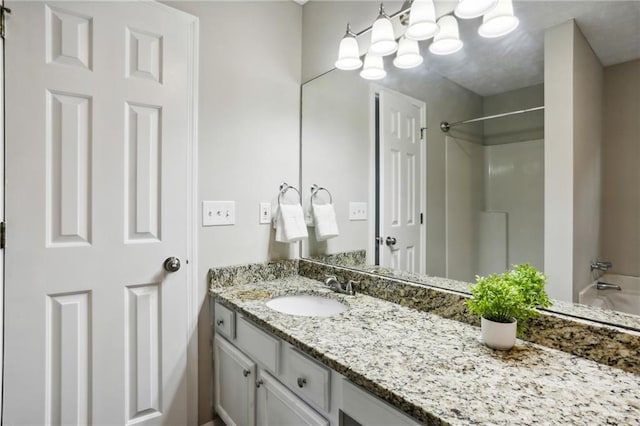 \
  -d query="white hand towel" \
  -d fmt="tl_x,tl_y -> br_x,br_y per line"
274,203 -> 308,243
312,202 -> 339,241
